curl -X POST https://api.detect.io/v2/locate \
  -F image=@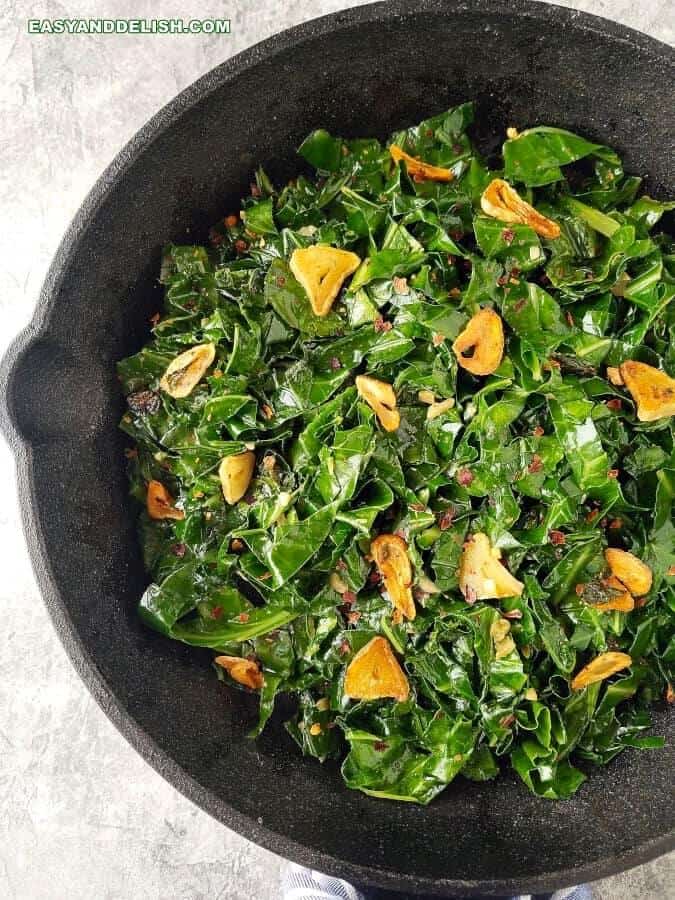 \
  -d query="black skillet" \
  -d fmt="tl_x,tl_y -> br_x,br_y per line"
1,2 -> 673,895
